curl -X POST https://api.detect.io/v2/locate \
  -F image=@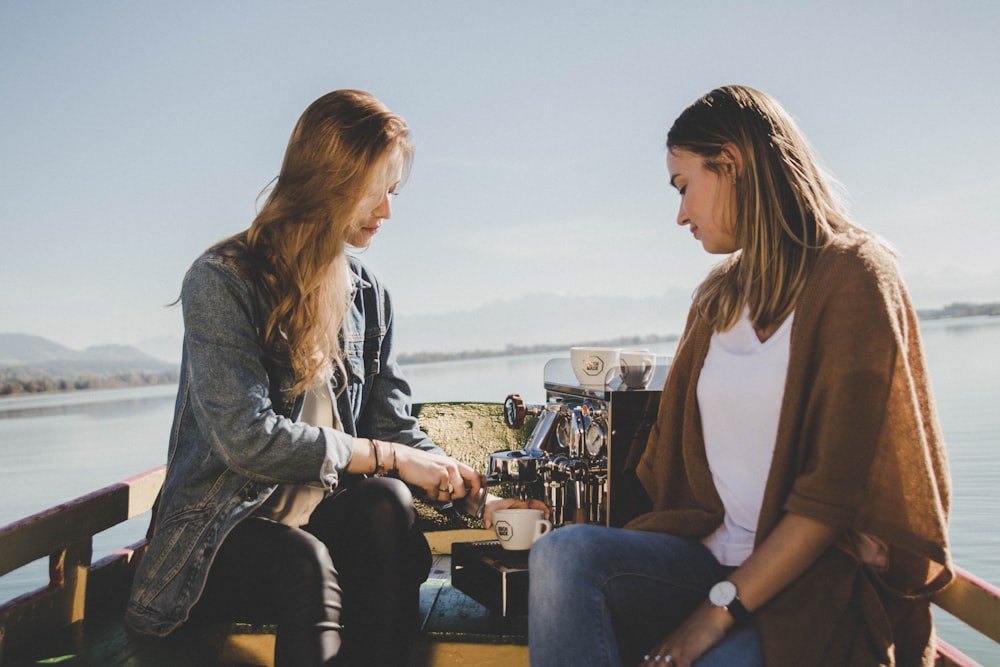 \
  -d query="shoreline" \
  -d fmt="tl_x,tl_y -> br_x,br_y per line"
3,311 -> 998,400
